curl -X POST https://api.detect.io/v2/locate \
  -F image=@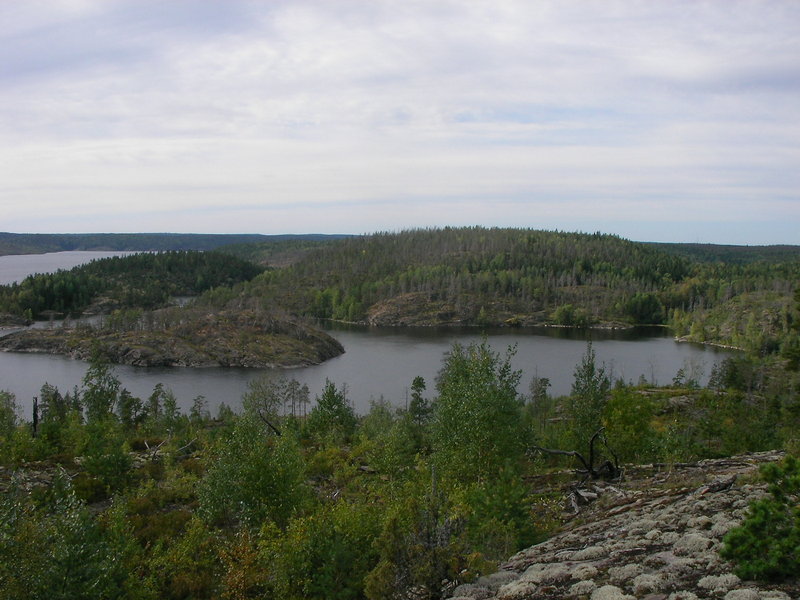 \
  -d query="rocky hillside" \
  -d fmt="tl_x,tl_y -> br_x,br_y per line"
0,309 -> 344,368
449,451 -> 798,600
